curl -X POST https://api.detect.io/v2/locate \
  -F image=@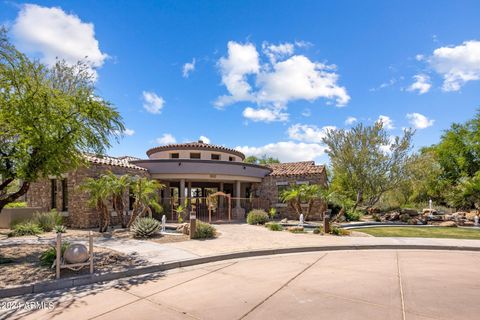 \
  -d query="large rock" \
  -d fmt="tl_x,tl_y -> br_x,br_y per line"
280,218 -> 288,223
64,244 -> 89,264
439,221 -> 457,227
466,211 -> 478,221
367,207 -> 381,214
386,212 -> 400,221
422,209 -> 438,215
176,223 -> 190,235
399,213 -> 410,223
402,208 -> 419,216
